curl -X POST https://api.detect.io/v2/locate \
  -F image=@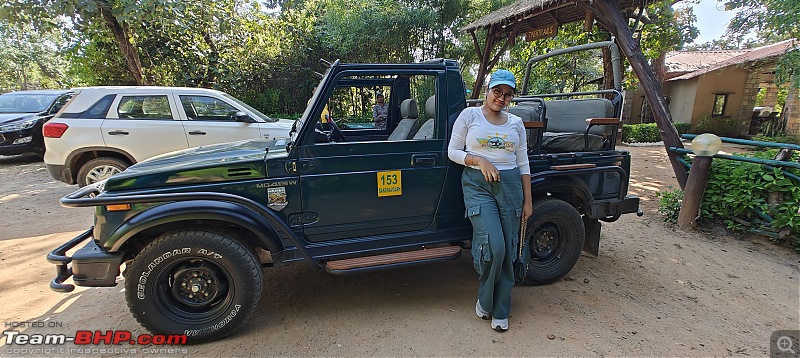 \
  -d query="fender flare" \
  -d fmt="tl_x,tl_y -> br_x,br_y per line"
104,200 -> 283,254
530,175 -> 594,209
